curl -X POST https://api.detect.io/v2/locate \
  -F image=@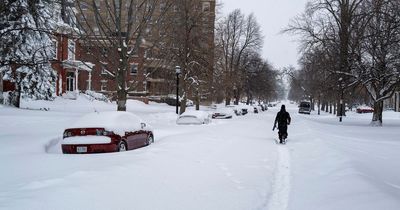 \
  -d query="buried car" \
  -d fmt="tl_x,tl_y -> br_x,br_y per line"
225,105 -> 242,116
62,111 -> 154,154
176,110 -> 212,125
298,101 -> 311,114
356,105 -> 374,113
212,108 -> 234,119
